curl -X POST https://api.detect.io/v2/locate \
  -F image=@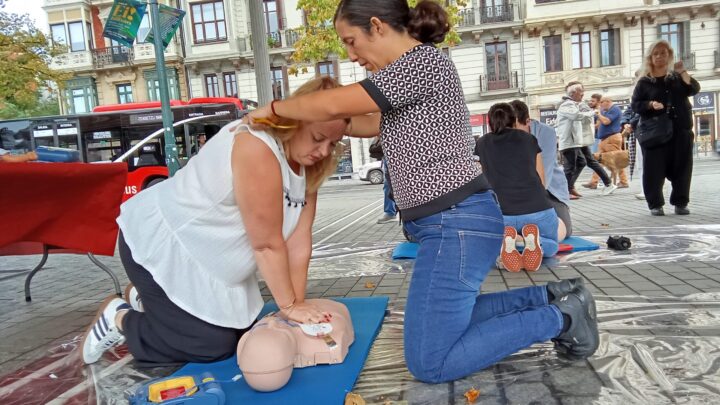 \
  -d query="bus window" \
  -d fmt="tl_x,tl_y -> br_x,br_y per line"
135,142 -> 164,167
56,122 -> 80,151
32,123 -> 55,148
84,130 -> 122,162
0,120 -> 32,153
